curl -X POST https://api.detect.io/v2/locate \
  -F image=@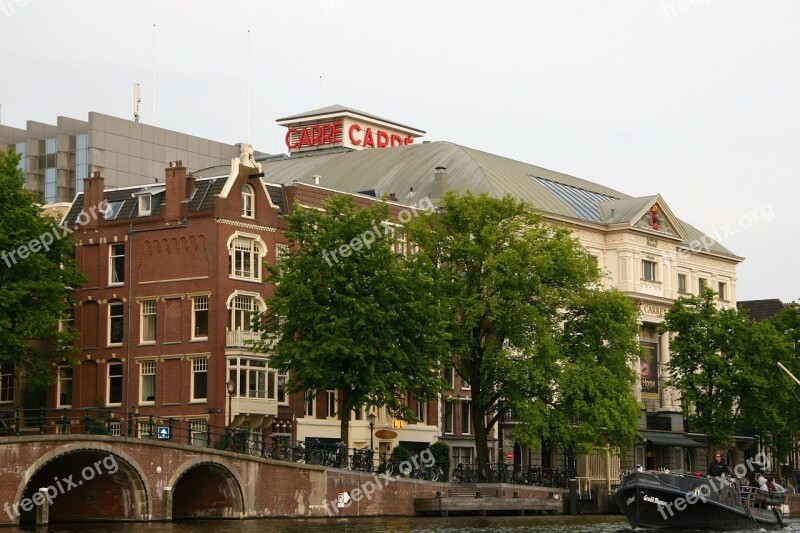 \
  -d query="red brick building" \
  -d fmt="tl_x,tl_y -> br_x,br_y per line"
50,145 -> 446,455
